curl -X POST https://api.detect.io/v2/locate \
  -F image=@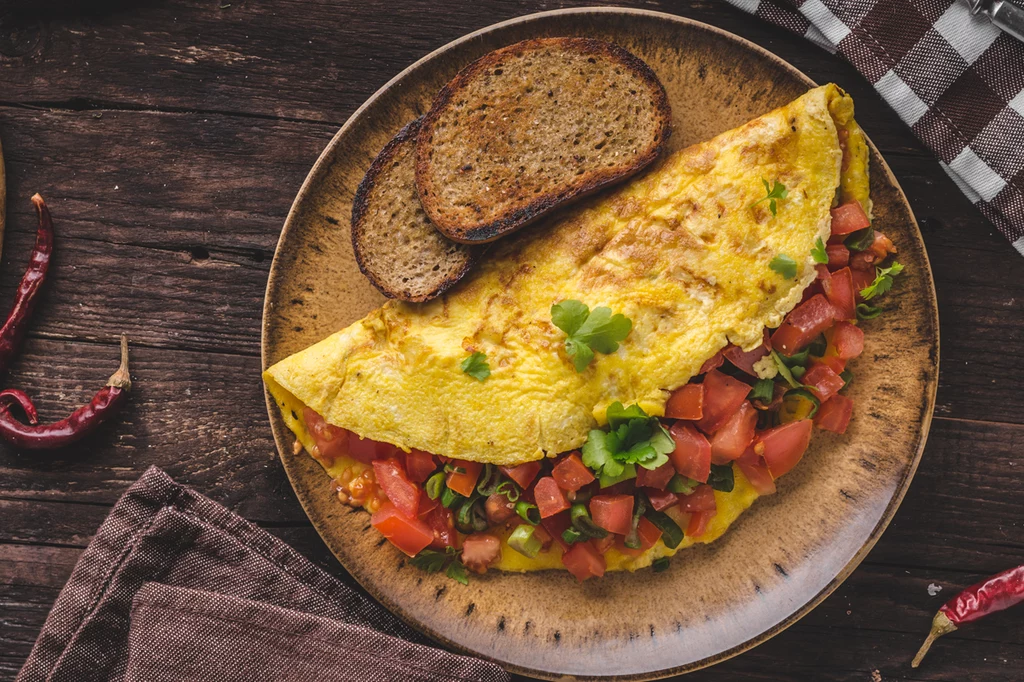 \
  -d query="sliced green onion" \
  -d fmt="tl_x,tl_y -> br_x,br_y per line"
644,509 -> 684,549
667,474 -> 699,495
749,378 -> 775,402
779,388 -> 820,422
475,463 -> 500,496
707,463 -> 735,493
515,501 -> 540,525
840,369 -> 853,388
456,498 -> 487,533
440,486 -> 462,509
790,365 -> 806,380
425,472 -> 446,500
598,462 -> 637,488
808,334 -> 828,358
571,487 -> 593,504
771,351 -> 802,388
845,226 -> 875,251
623,494 -> 648,549
561,527 -> 583,544
779,348 -> 810,367
652,557 -> 670,572
508,524 -> 542,558
494,480 -> 520,502
857,303 -> 883,320
570,503 -> 608,539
